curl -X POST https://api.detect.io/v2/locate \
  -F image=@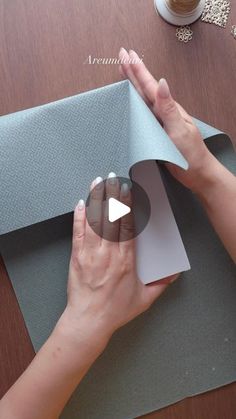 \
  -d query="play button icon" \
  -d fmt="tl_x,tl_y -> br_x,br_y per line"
86,175 -> 151,242
108,198 -> 131,222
